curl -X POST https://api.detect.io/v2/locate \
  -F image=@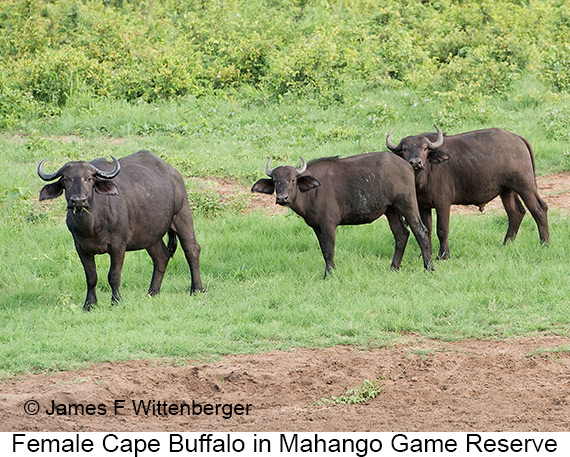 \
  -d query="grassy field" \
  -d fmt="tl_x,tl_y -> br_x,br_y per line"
2,206 -> 570,376
2,0 -> 570,377
1,89 -> 570,377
